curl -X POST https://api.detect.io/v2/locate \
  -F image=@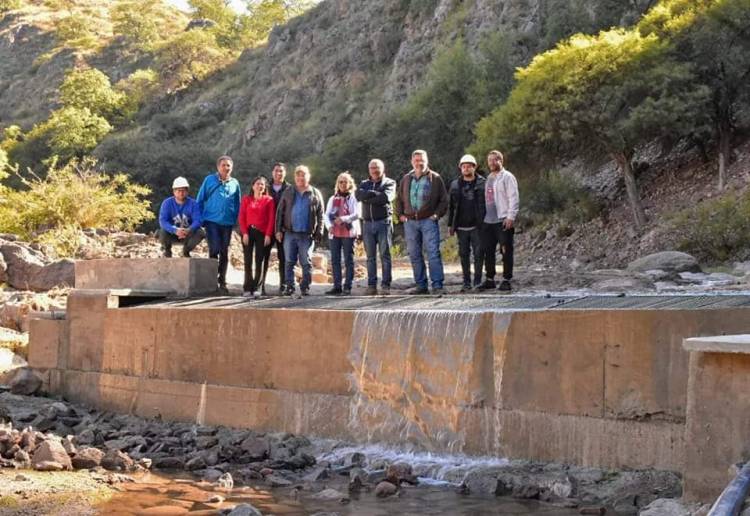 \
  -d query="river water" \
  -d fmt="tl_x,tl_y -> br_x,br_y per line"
95,469 -> 581,515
